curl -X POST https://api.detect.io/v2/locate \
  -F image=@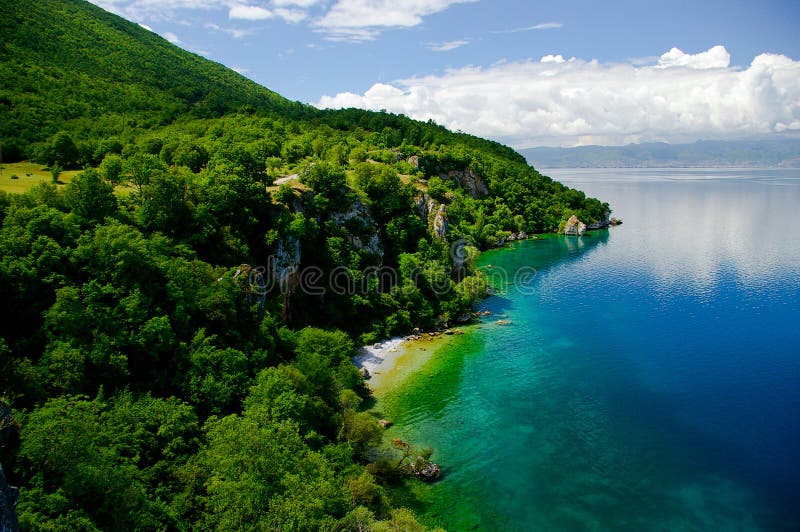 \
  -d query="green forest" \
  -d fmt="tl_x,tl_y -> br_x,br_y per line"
0,0 -> 608,529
